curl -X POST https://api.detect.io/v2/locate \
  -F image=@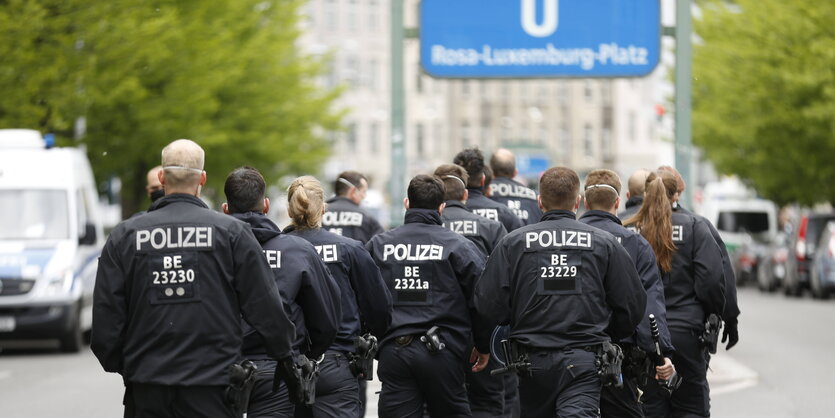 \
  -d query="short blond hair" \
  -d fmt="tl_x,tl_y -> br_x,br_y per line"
161,139 -> 204,188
